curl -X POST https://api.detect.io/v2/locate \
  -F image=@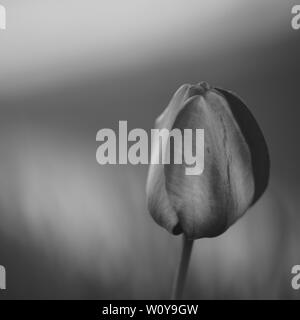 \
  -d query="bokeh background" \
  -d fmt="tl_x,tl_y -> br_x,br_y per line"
0,0 -> 299,299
